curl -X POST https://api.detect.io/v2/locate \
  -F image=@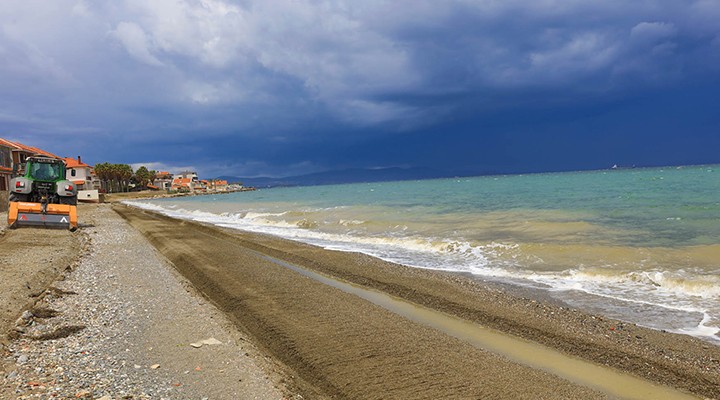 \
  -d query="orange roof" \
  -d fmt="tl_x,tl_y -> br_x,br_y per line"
63,157 -> 91,168
0,138 -> 16,149
72,180 -> 85,185
0,137 -> 60,158
13,141 -> 58,158
172,177 -> 193,187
